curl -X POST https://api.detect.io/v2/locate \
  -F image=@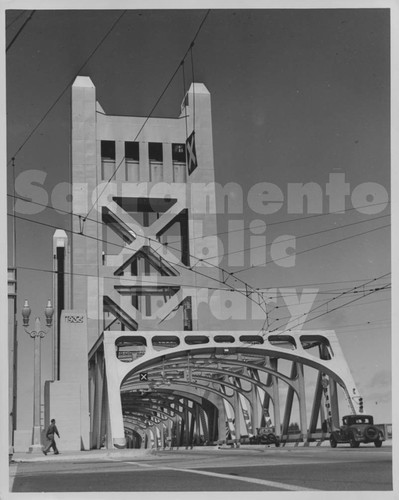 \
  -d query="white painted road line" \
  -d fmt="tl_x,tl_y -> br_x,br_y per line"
110,458 -> 319,490
123,462 -> 155,467
167,467 -> 320,491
